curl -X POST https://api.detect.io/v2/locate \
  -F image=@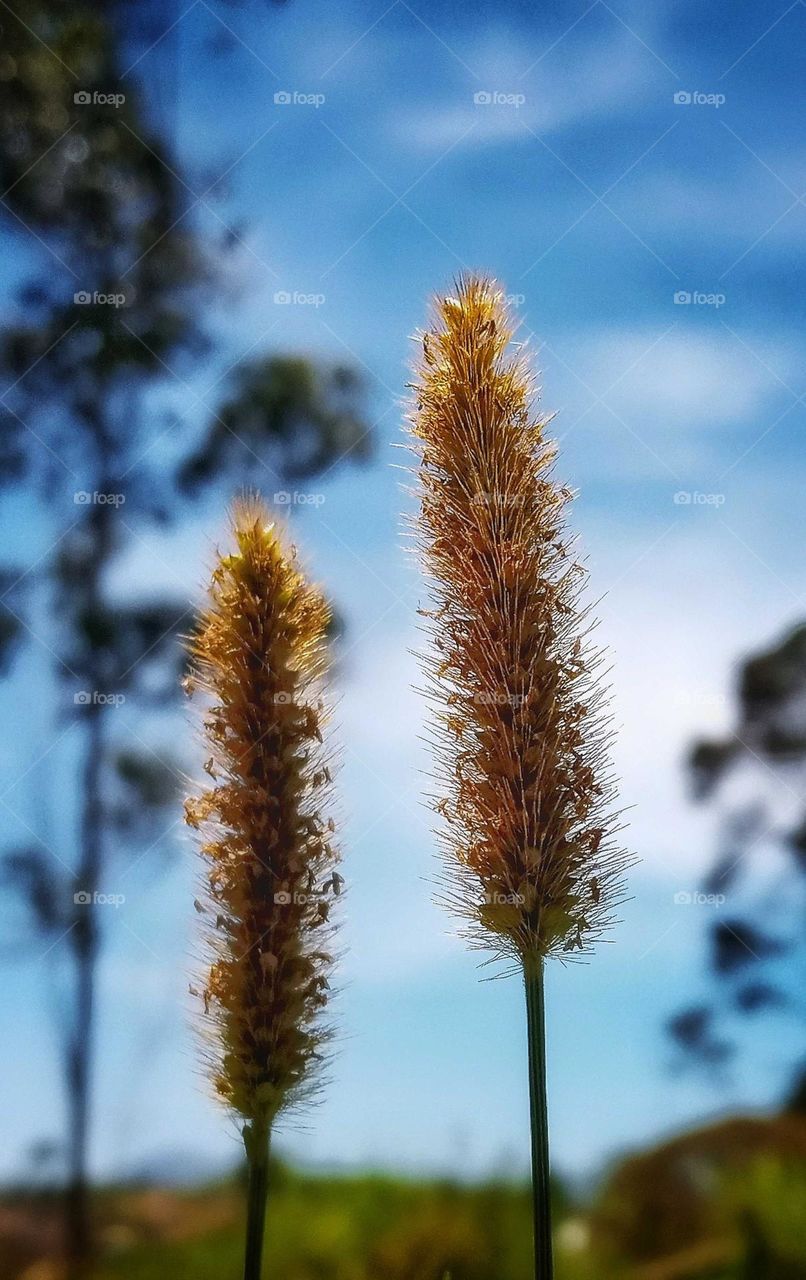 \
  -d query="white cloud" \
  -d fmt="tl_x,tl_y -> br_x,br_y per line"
546,328 -> 792,427
587,513 -> 806,876
615,168 -> 805,246
393,27 -> 661,152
